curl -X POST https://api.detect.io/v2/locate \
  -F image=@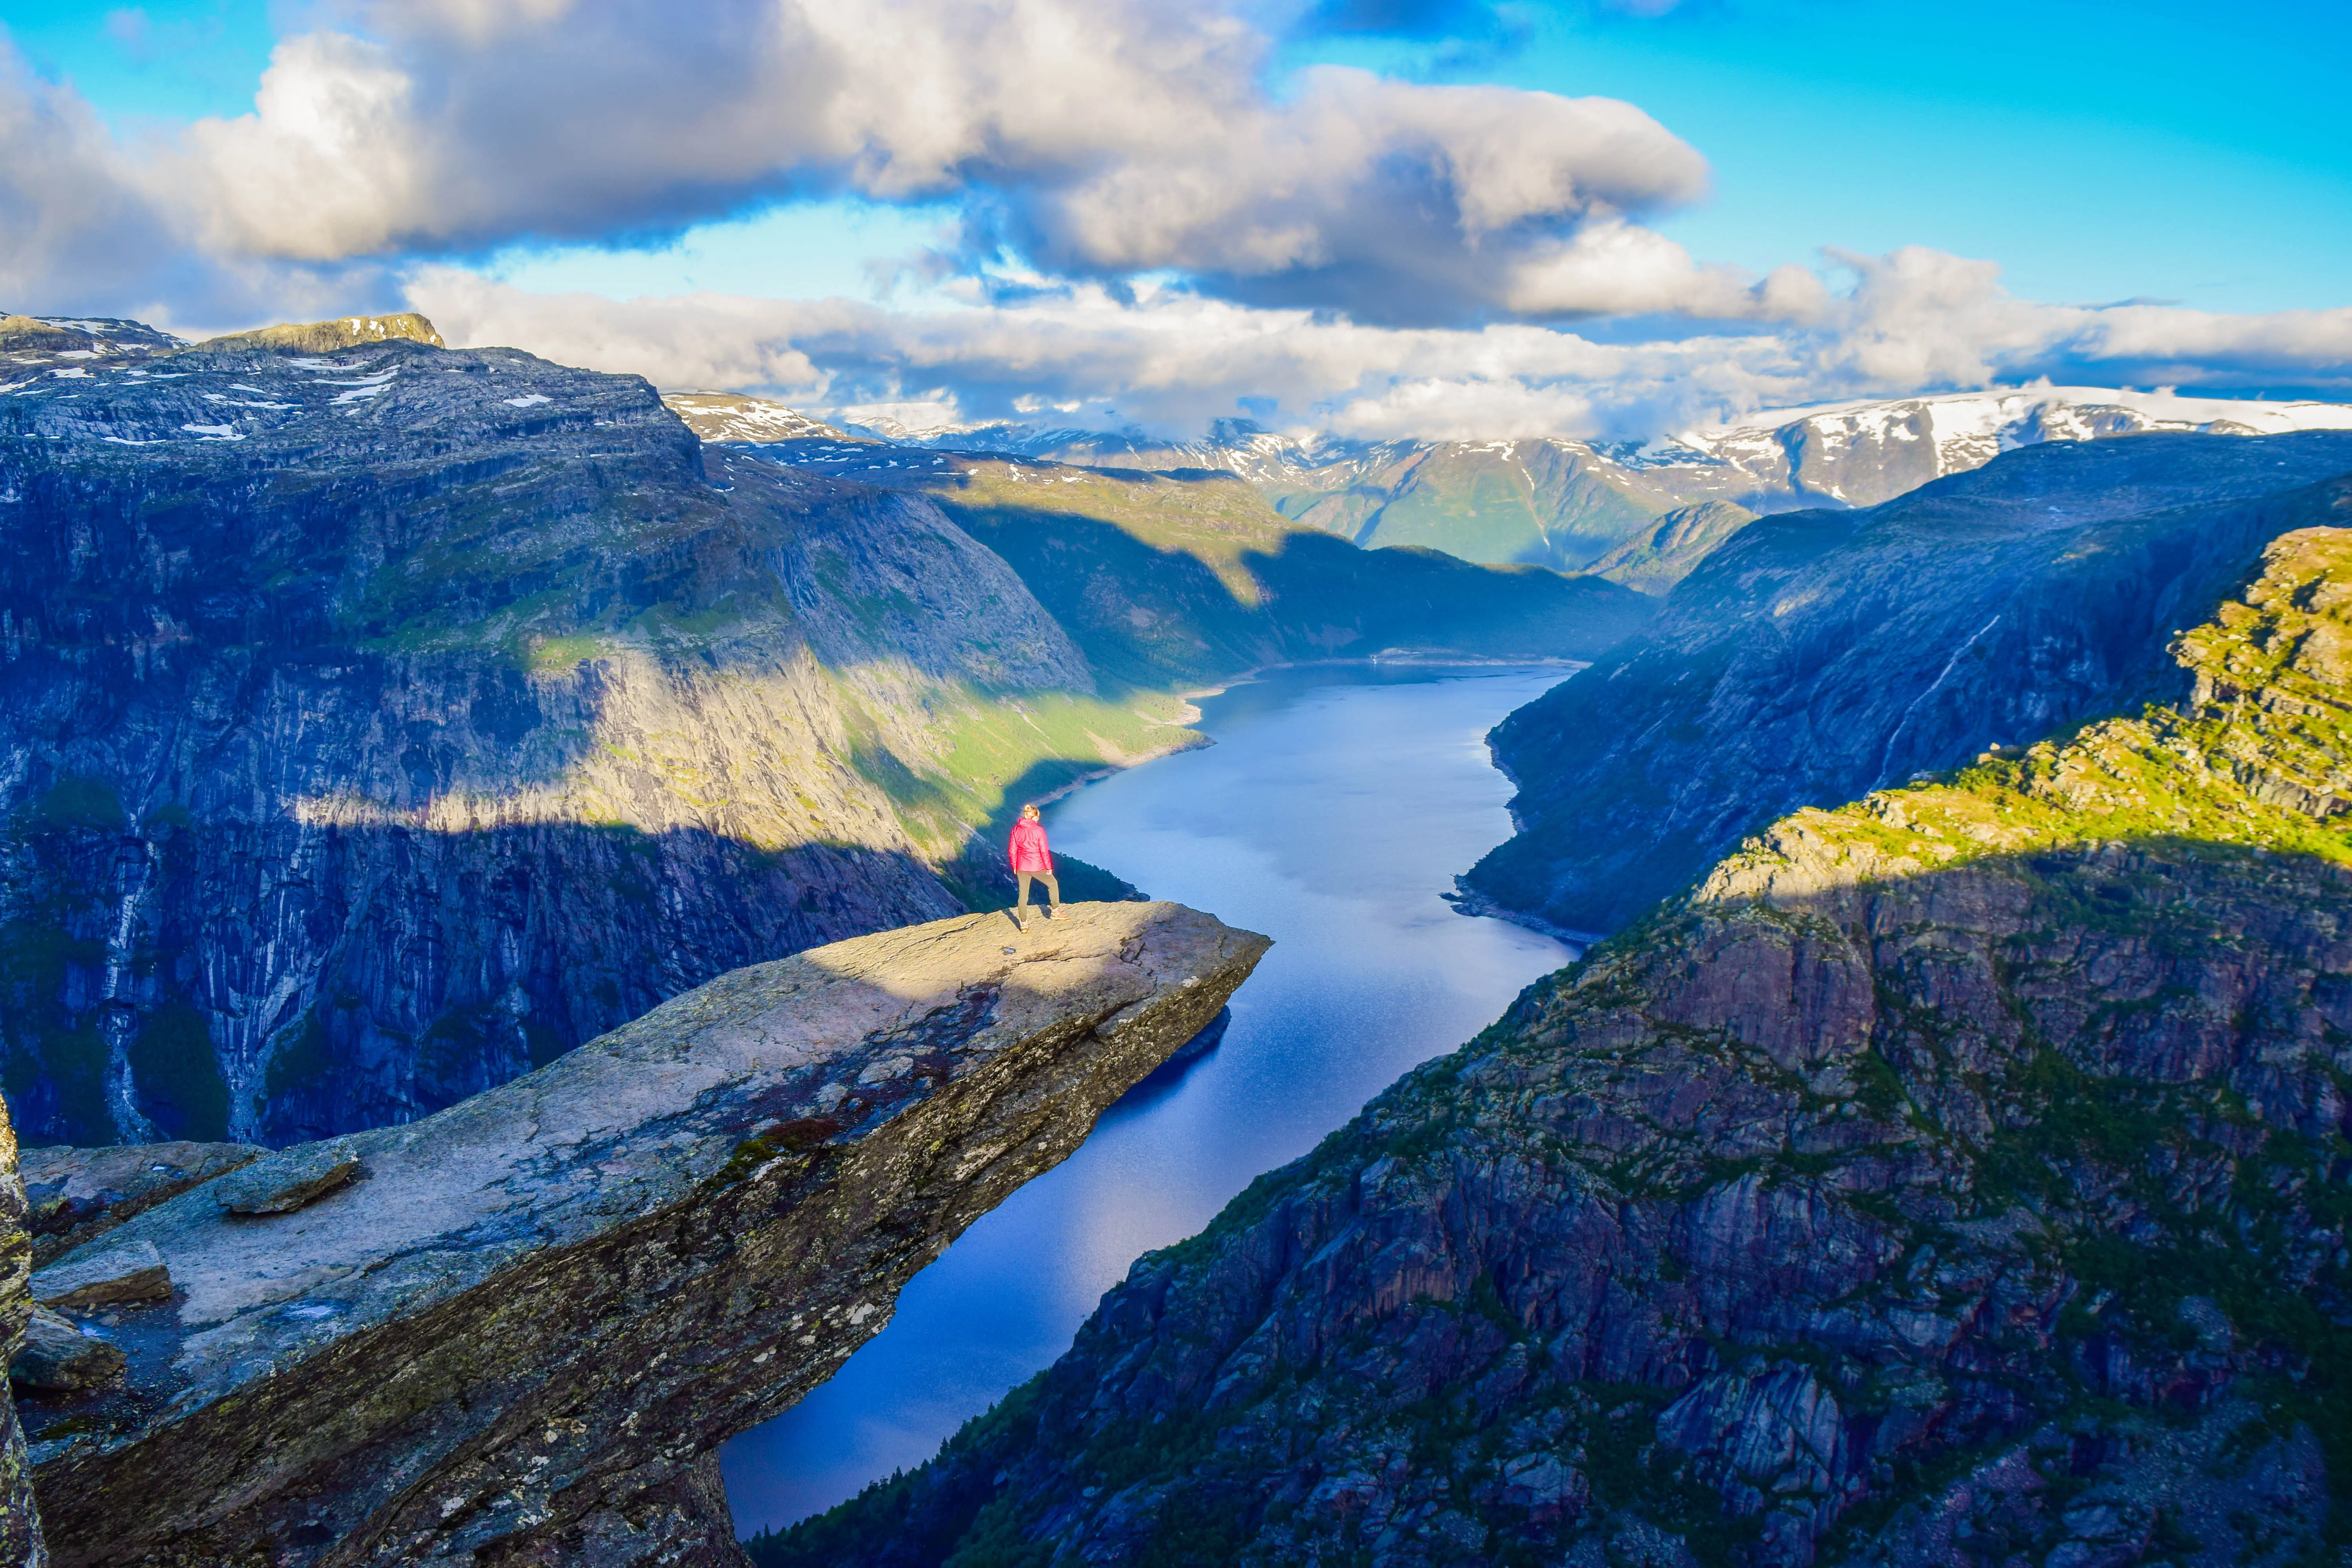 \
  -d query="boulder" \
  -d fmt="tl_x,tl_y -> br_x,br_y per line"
28,1241 -> 171,1309
22,900 -> 1269,1567
208,1141 -> 362,1216
10,1310 -> 123,1393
